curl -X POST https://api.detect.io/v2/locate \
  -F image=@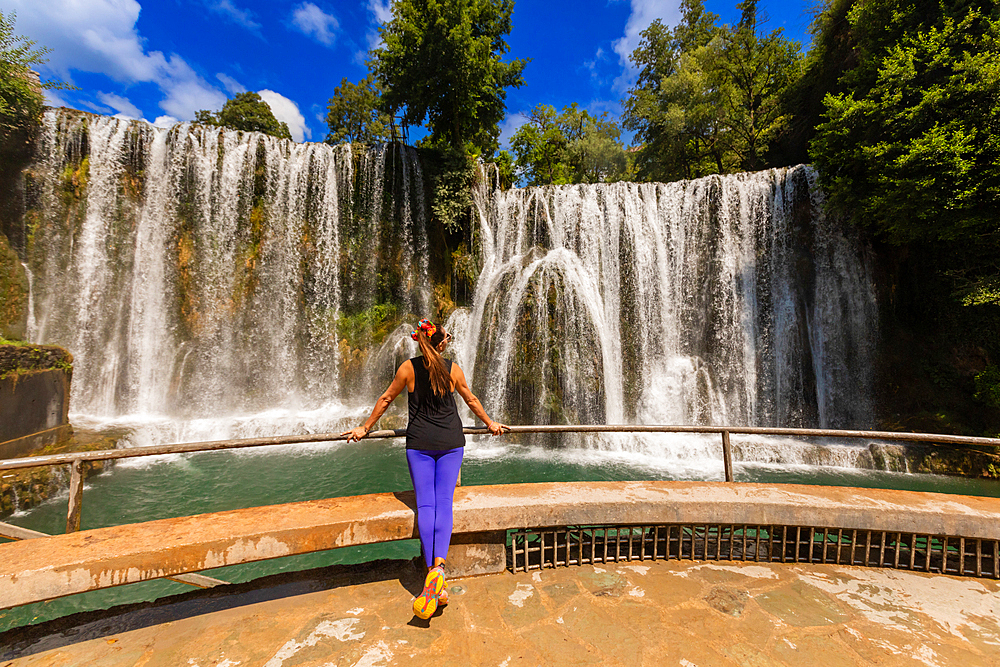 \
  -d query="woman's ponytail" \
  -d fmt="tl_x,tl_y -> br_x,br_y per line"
411,319 -> 451,397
